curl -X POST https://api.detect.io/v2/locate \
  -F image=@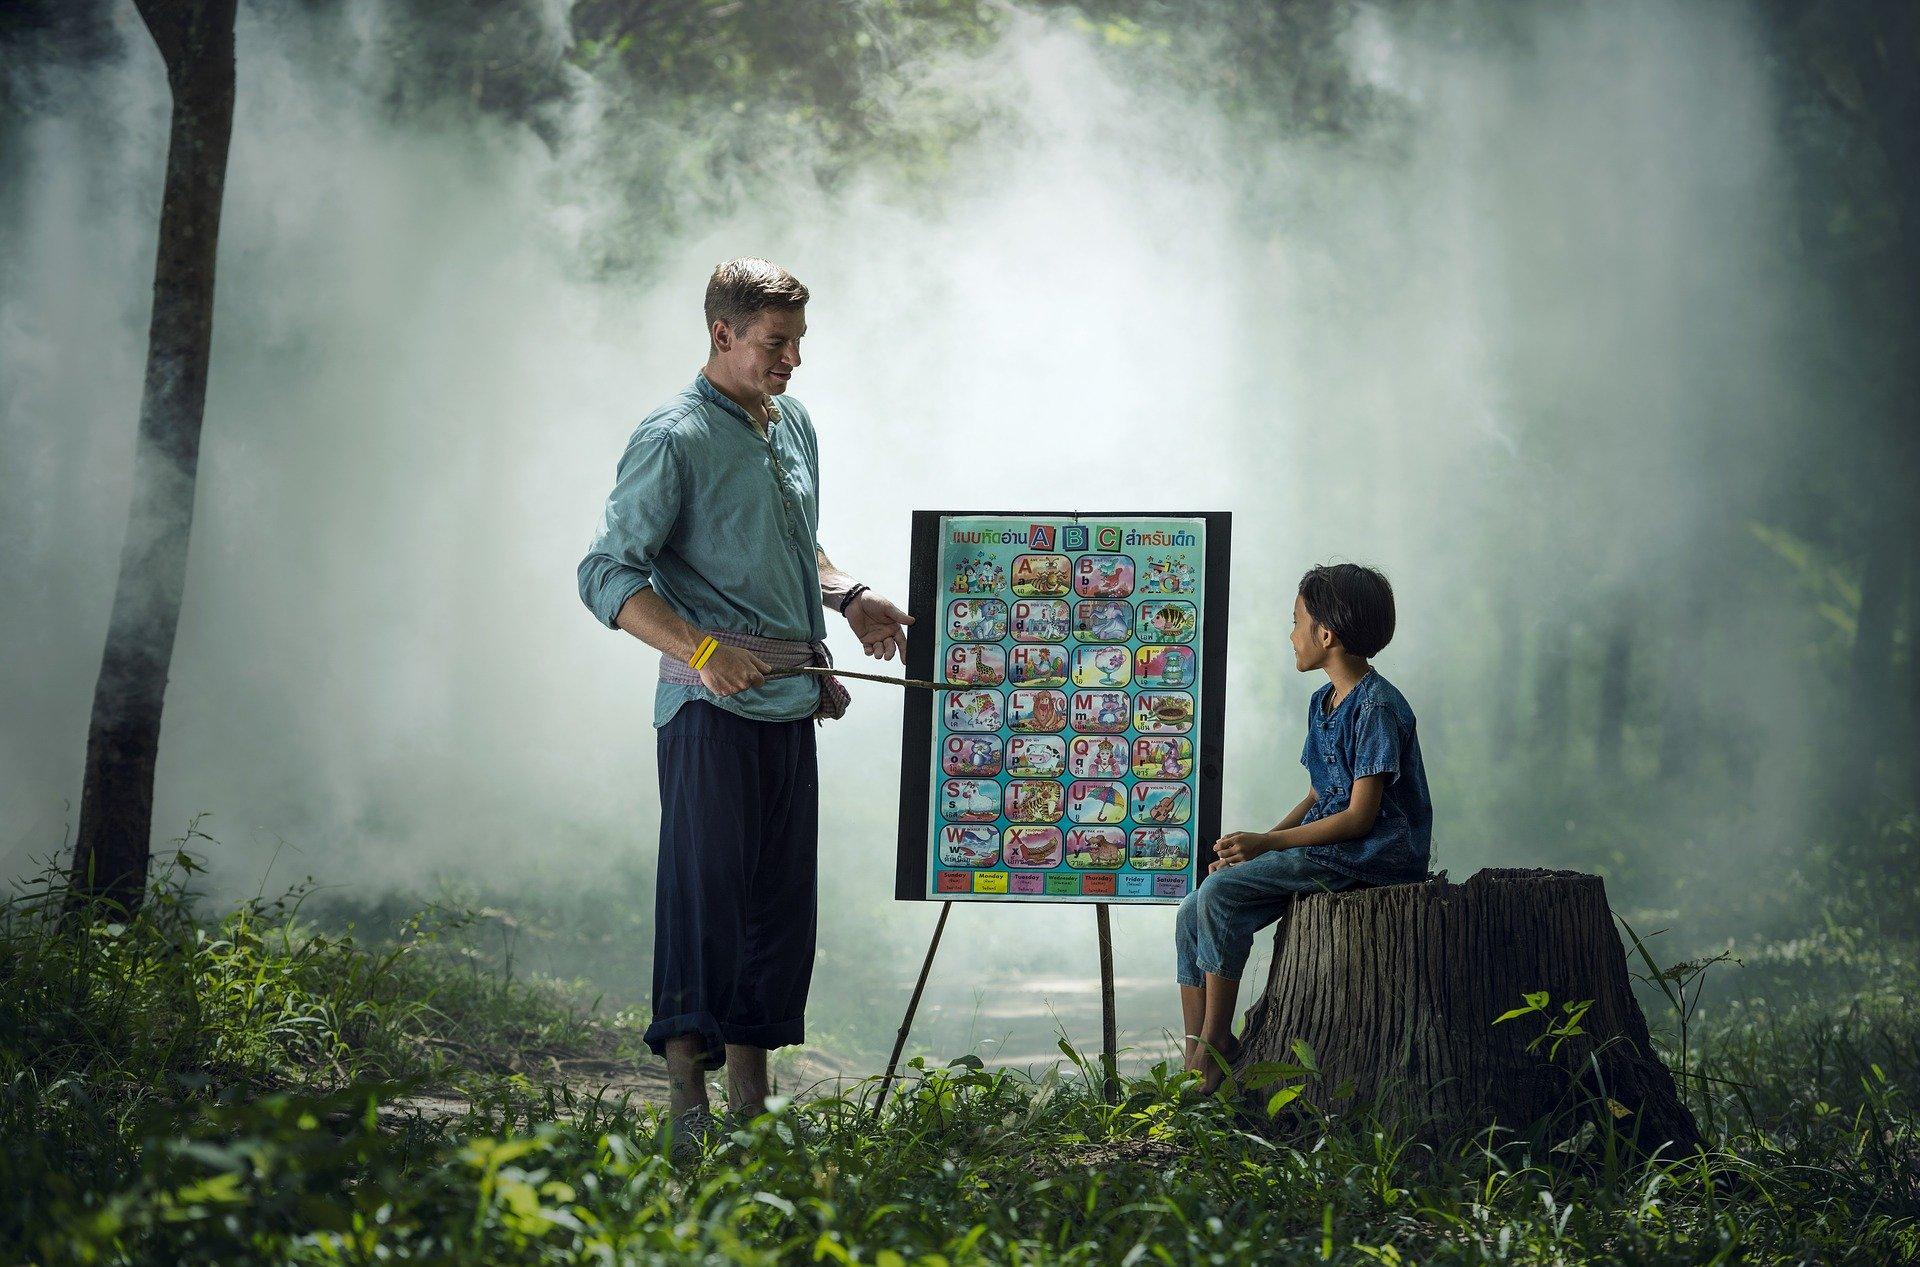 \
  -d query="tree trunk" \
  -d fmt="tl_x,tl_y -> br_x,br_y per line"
1530,623 -> 1571,755
1655,660 -> 1697,788
69,0 -> 237,912
1595,617 -> 1631,780
1488,582 -> 1522,754
1234,869 -> 1701,1153
1849,487 -> 1903,779
1908,550 -> 1920,827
